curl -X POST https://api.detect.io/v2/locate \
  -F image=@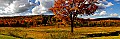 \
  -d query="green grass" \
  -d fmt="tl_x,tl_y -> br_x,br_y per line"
0,35 -> 20,39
